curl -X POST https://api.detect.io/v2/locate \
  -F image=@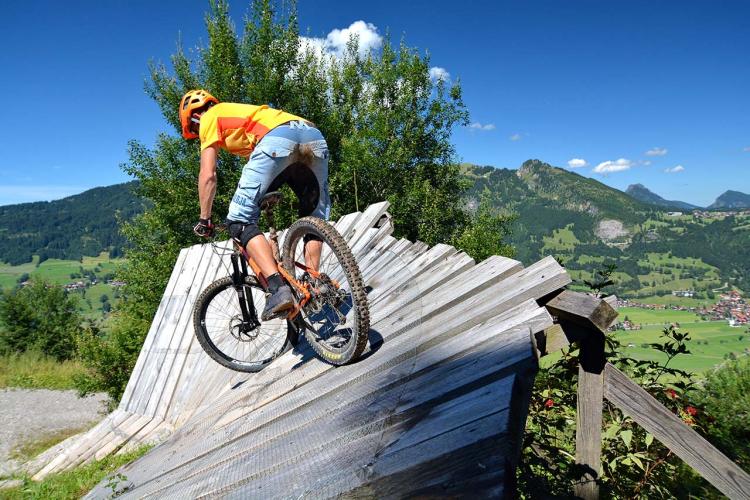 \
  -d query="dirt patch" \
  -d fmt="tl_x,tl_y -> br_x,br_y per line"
0,389 -> 108,477
595,219 -> 629,241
